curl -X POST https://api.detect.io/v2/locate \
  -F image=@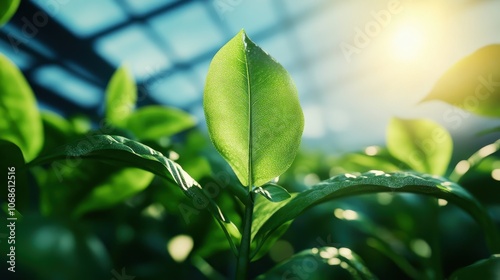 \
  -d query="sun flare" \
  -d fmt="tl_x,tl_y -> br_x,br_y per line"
391,23 -> 425,61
